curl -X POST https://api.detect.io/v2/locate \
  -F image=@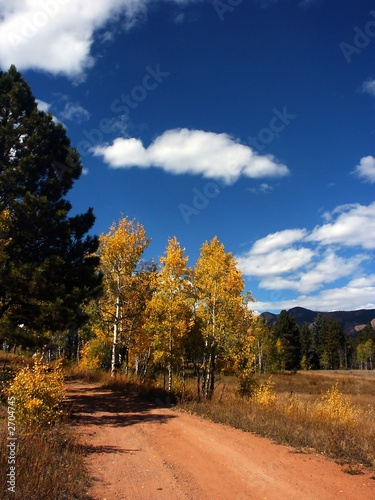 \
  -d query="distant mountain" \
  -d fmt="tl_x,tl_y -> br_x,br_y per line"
260,307 -> 375,337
